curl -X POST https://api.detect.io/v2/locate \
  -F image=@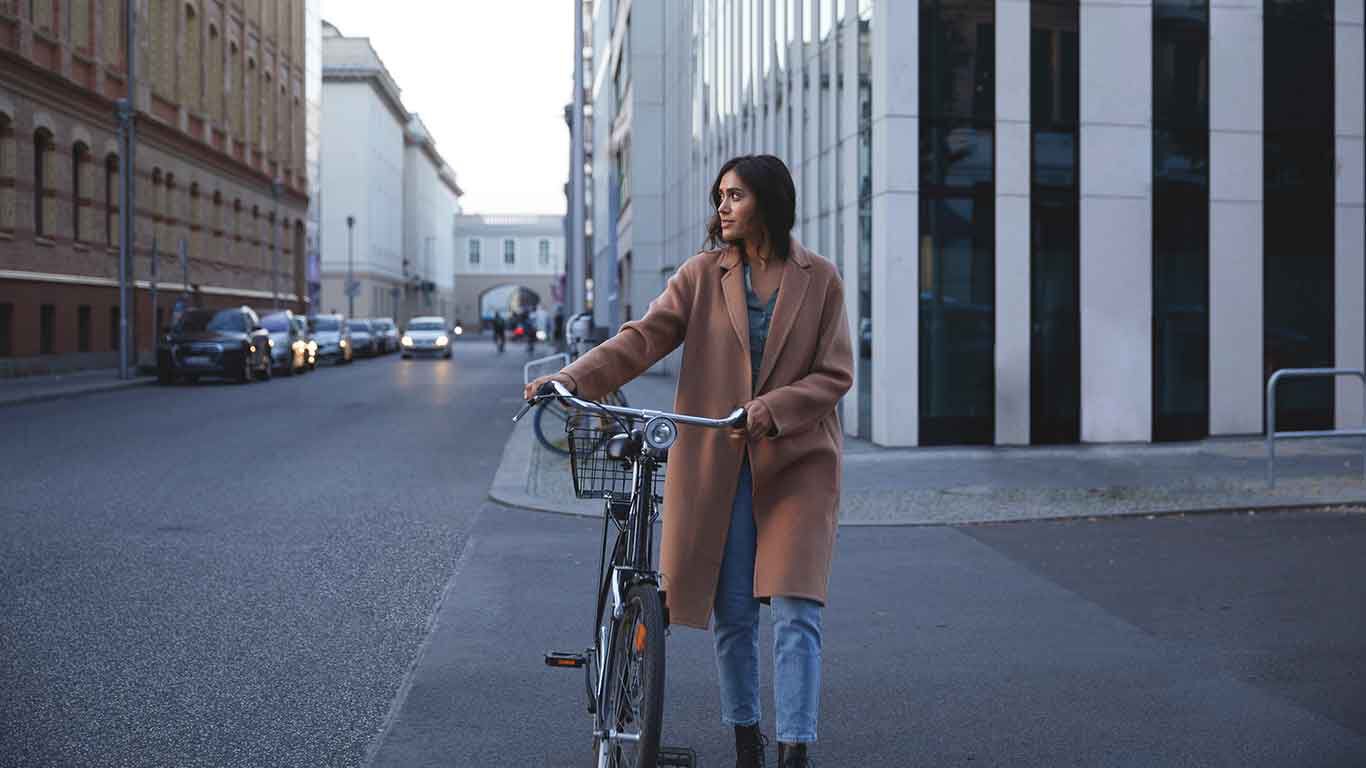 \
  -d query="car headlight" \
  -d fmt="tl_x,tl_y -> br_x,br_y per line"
536,330 -> 547,341
453,326 -> 463,336
339,339 -> 348,347
436,335 -> 449,347
402,336 -> 414,347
